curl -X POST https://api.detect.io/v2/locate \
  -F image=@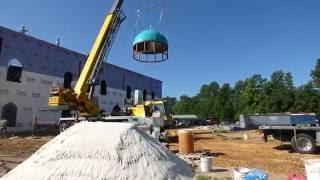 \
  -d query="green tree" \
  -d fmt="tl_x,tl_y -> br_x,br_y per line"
292,82 -> 319,113
171,59 -> 320,121
232,80 -> 245,119
241,74 -> 267,114
215,83 -> 235,122
163,96 -> 177,107
196,82 -> 220,118
173,95 -> 197,115
163,96 -> 177,115
311,59 -> 320,88
266,70 -> 295,112
199,81 -> 219,99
